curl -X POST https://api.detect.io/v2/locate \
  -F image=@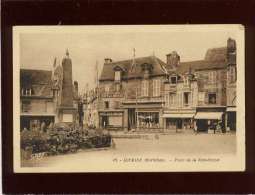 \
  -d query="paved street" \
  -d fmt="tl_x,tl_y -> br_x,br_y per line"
22,133 -> 236,168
